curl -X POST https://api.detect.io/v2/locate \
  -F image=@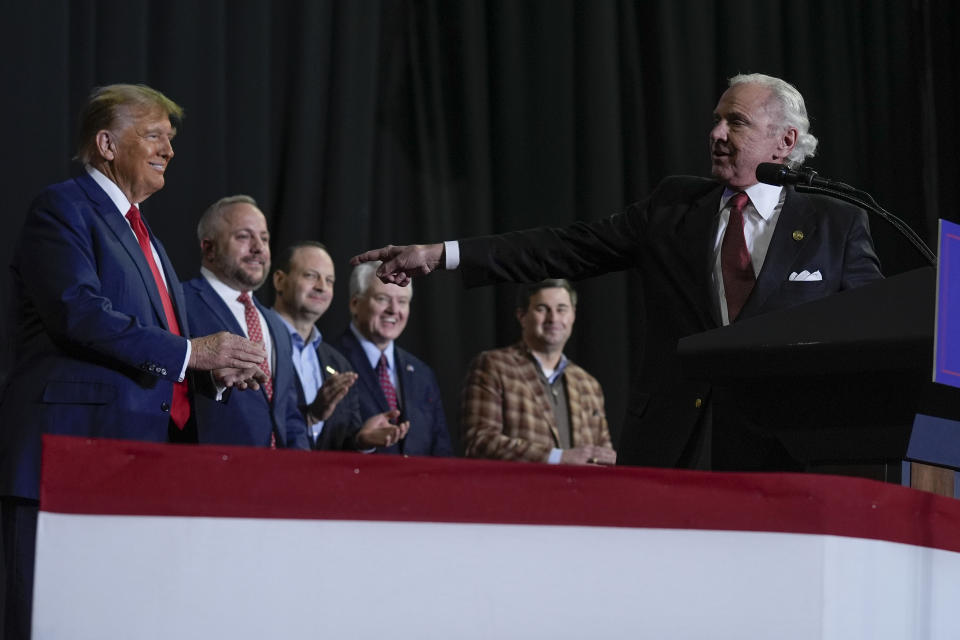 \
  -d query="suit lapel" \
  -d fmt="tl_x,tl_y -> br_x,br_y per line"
513,346 -> 558,446
684,184 -> 725,328
257,302 -> 287,388
393,348 -> 416,453
394,348 -> 414,413
193,278 -> 246,335
342,331 -> 391,413
78,174 -> 171,329
740,187 -> 815,318
315,344 -> 344,378
565,368 -> 584,447
314,344 -> 335,385
143,216 -> 189,334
